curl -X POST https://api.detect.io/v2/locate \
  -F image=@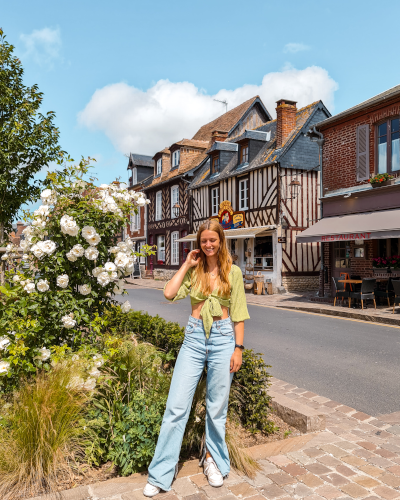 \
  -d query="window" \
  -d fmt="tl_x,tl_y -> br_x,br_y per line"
156,158 -> 162,176
171,185 -> 179,218
212,155 -> 220,174
211,186 -> 219,216
171,231 -> 179,265
132,168 -> 137,186
334,242 -> 351,269
172,150 -> 180,168
377,118 -> 400,173
240,144 -> 249,163
155,191 -> 162,220
157,235 -> 165,263
254,236 -> 273,270
130,206 -> 141,231
239,179 -> 248,210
